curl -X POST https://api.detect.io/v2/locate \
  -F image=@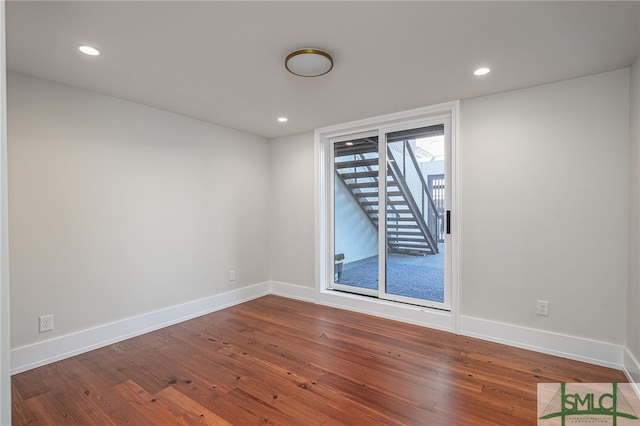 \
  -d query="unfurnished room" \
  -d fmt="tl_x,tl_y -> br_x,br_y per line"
1,1 -> 640,425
